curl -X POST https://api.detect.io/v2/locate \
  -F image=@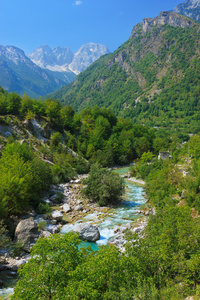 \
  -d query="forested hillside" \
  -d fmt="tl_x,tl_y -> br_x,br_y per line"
48,11 -> 200,133
0,87 -> 164,219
